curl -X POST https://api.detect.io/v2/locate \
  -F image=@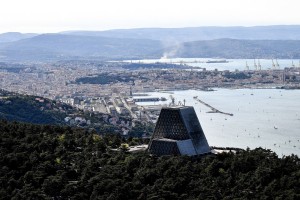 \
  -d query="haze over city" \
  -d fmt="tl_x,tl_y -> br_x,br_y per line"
0,0 -> 299,33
